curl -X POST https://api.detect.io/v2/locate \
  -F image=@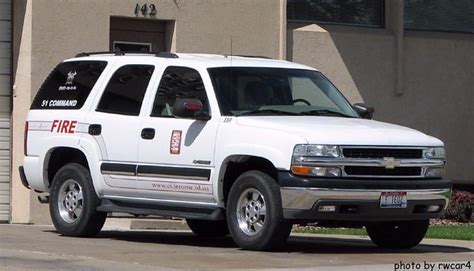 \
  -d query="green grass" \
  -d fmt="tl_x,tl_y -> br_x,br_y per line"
293,224 -> 474,241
